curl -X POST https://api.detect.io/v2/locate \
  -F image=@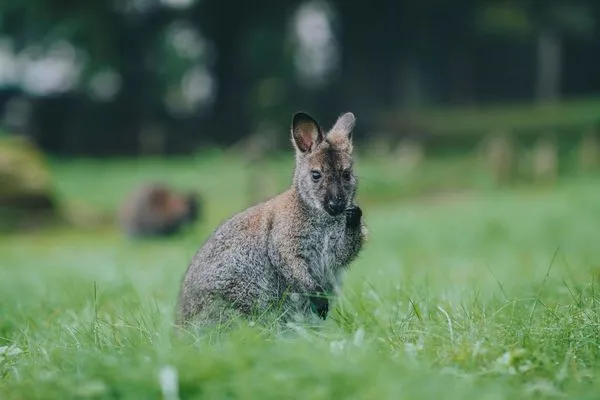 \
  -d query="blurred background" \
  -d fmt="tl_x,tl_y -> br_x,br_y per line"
4,3 -> 600,395
1,0 -> 600,234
